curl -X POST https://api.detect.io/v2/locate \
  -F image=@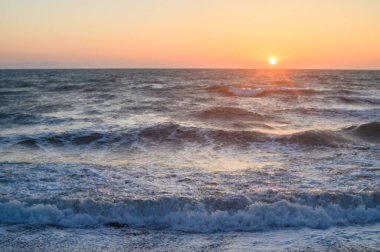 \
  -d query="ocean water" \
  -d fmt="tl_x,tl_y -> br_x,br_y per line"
0,69 -> 379,251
